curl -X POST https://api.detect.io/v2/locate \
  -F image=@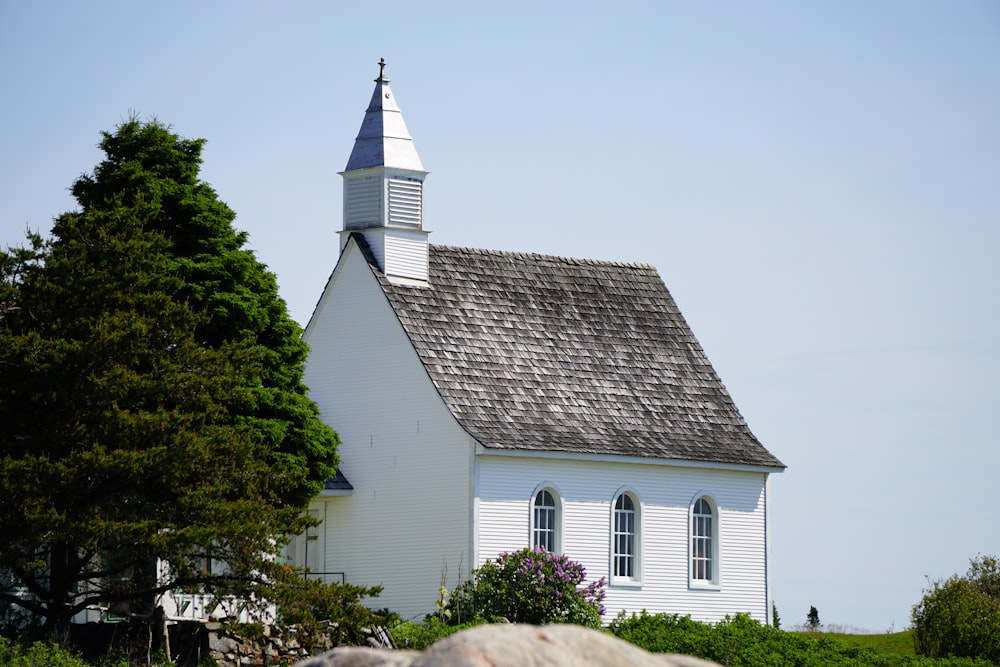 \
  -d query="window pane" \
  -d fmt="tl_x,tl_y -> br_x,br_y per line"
692,496 -> 715,582
533,490 -> 557,551
613,494 -> 637,579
